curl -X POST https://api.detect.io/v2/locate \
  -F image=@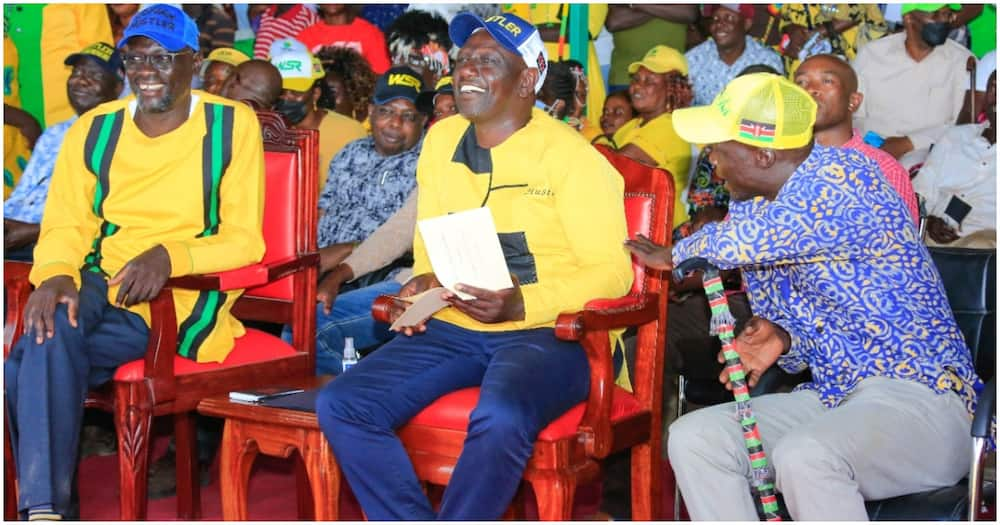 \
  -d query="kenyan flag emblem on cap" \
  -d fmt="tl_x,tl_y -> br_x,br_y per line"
738,119 -> 775,142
